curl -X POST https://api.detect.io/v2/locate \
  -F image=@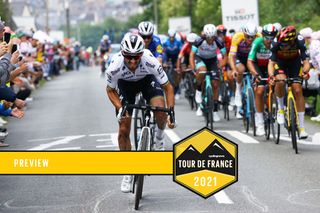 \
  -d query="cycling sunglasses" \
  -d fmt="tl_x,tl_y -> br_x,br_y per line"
122,53 -> 143,61
140,35 -> 152,40
264,36 -> 274,41
245,35 -> 255,40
